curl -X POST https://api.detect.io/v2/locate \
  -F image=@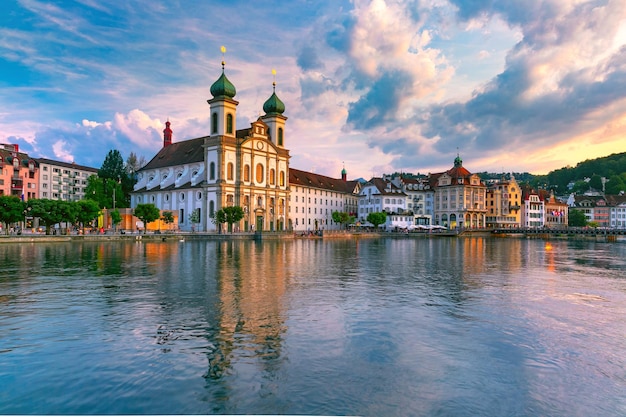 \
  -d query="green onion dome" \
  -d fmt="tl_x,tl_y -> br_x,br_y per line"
263,86 -> 285,115
210,65 -> 236,99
